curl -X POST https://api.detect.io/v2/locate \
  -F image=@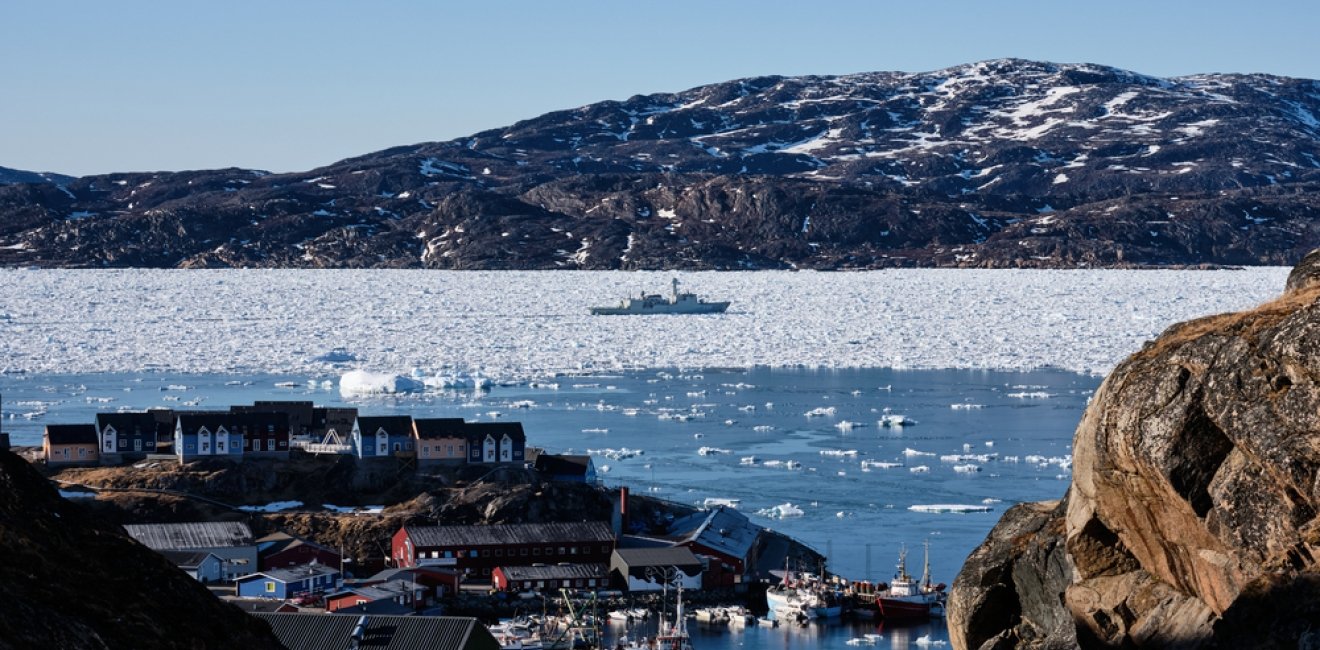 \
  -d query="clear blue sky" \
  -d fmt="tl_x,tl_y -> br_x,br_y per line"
2,0 -> 1316,177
